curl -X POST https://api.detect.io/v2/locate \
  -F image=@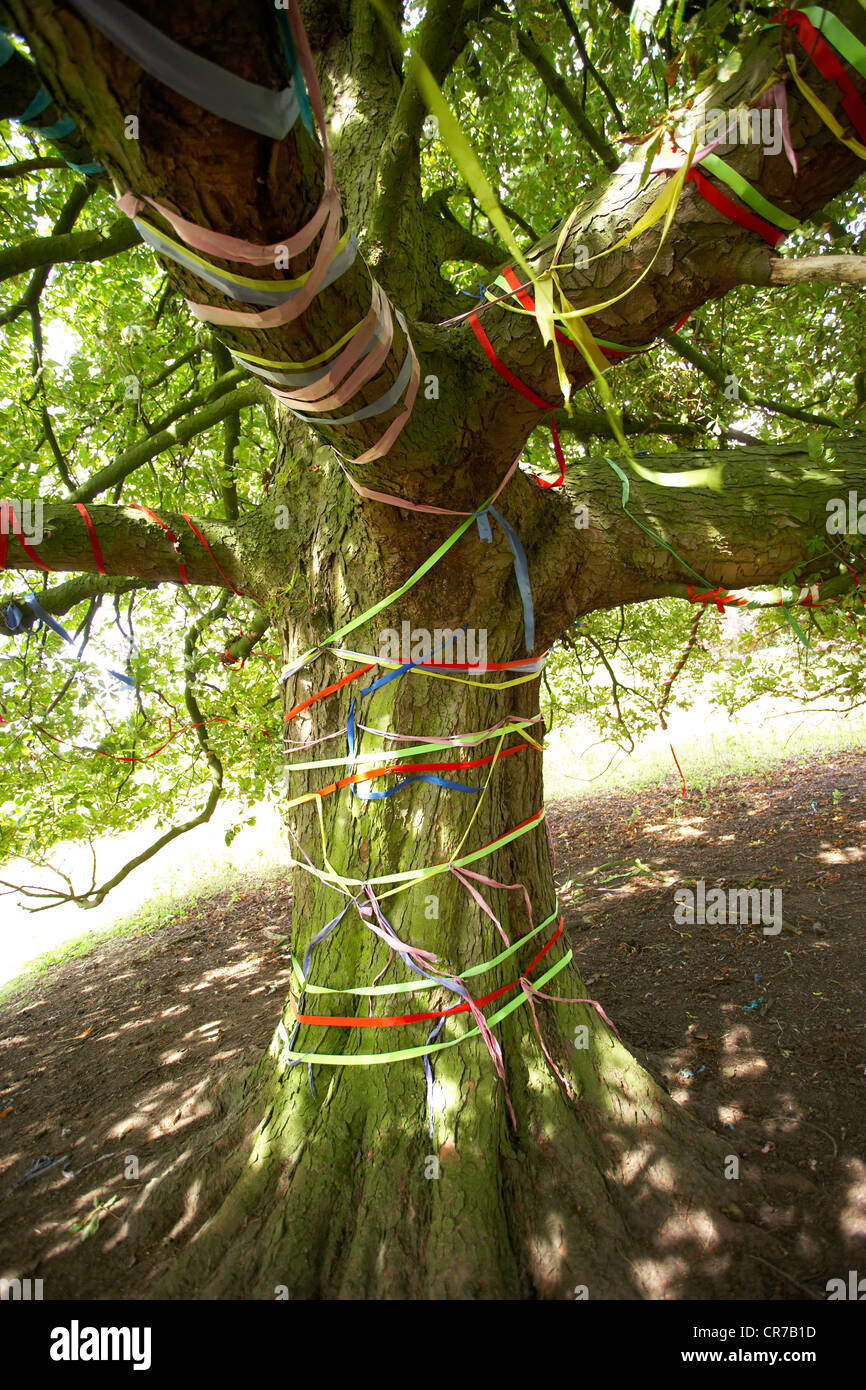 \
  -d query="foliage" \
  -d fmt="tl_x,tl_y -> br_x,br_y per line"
1,0 -> 865,899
